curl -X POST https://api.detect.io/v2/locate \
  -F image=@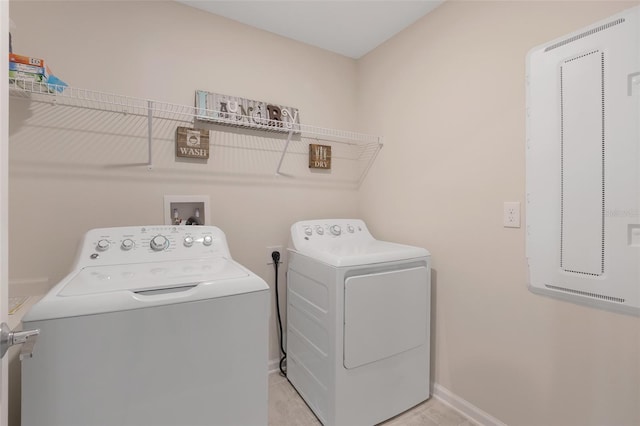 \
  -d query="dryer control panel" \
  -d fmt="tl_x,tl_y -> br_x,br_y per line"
74,226 -> 232,267
289,219 -> 429,267
290,219 -> 372,245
